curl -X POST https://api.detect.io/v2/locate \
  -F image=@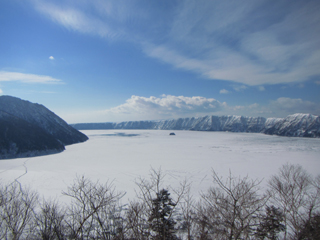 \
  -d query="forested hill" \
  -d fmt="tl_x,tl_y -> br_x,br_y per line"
72,113 -> 320,138
0,96 -> 88,159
